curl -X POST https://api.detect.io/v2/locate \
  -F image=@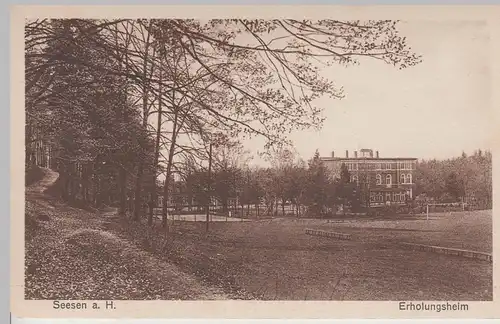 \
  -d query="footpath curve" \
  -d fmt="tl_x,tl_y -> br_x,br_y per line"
25,167 -> 228,300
